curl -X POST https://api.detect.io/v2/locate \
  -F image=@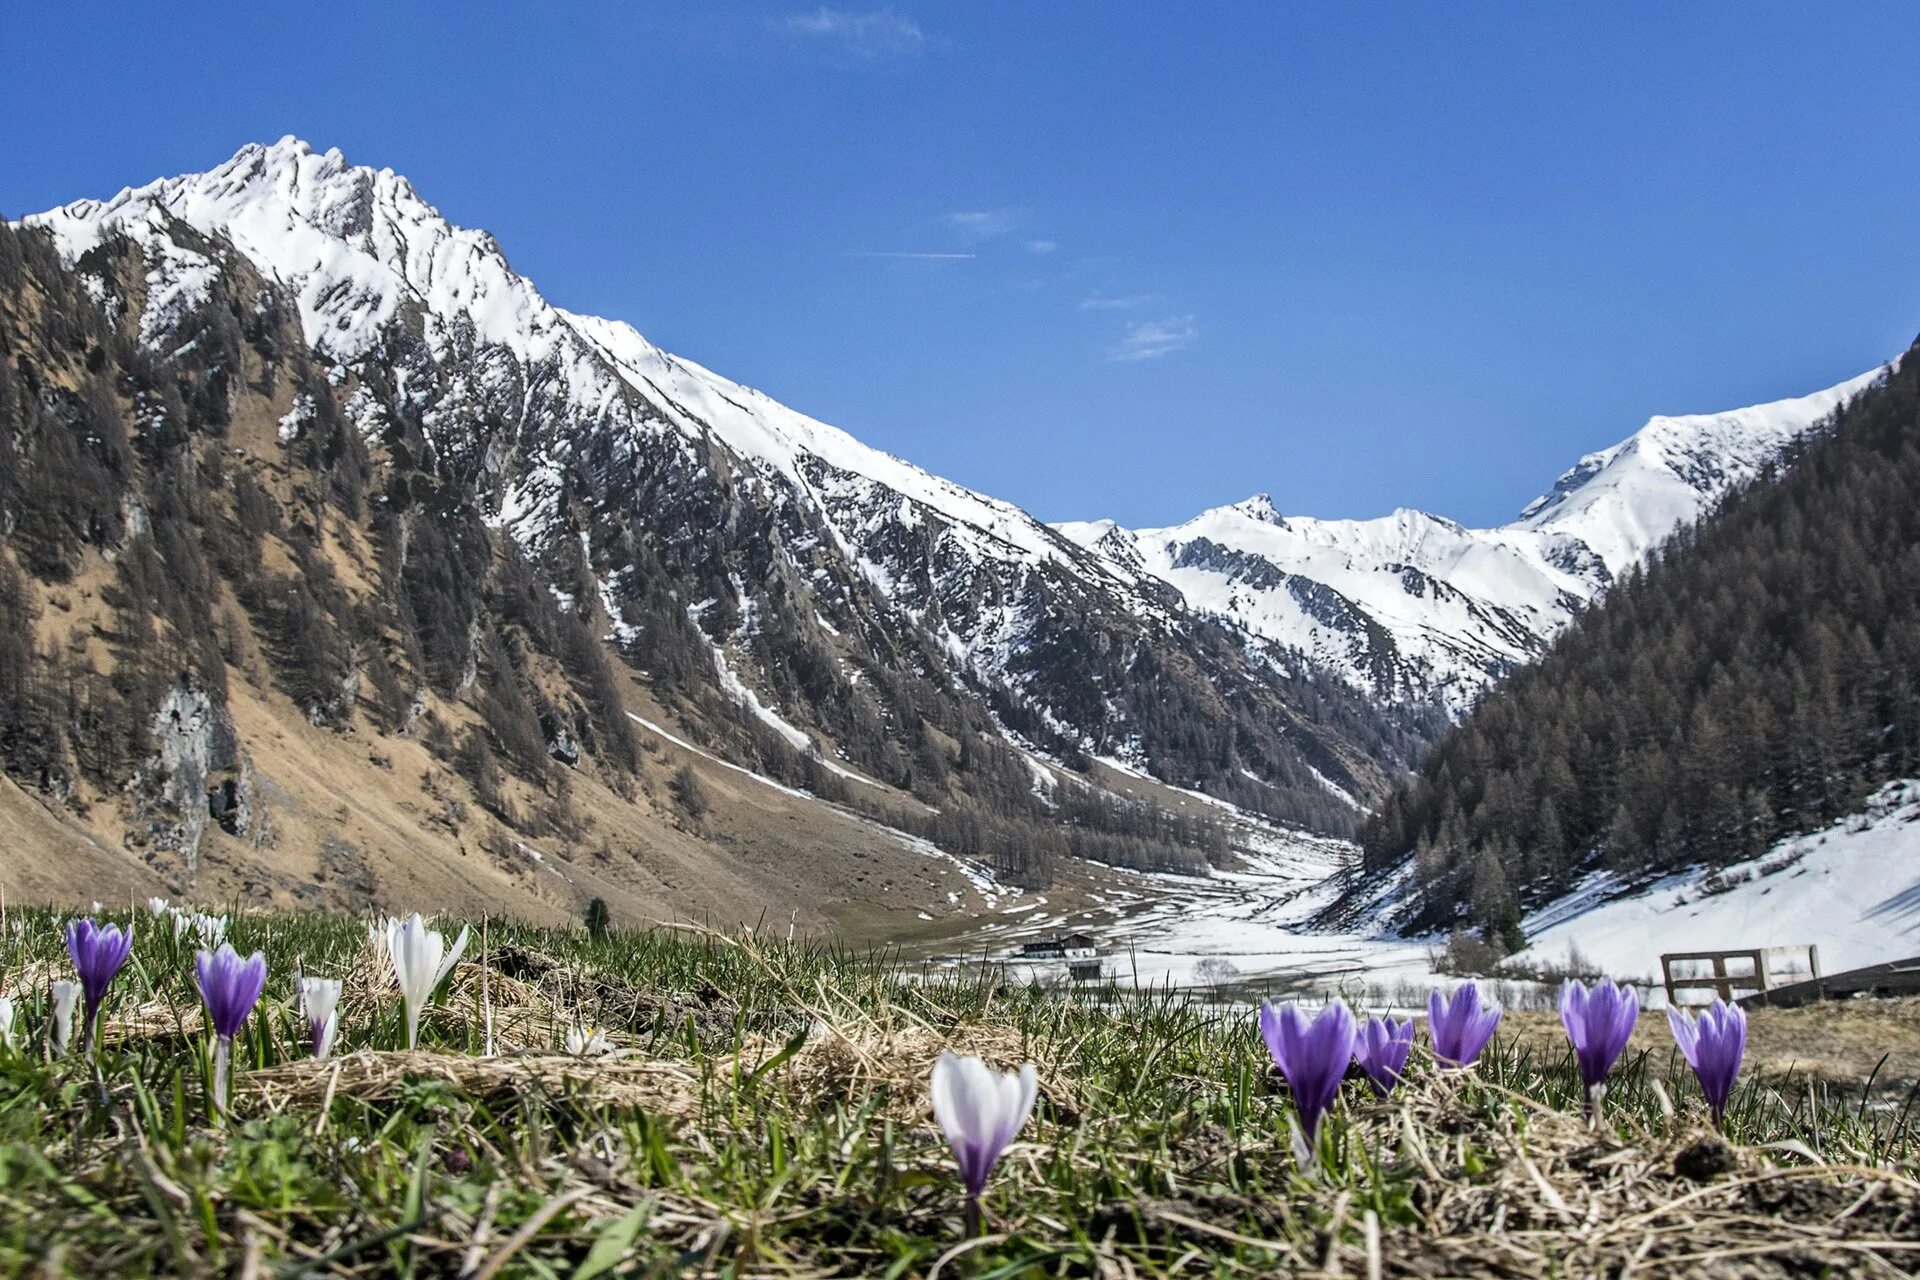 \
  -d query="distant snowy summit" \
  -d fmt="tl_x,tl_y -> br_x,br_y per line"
1058,365 -> 1888,713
